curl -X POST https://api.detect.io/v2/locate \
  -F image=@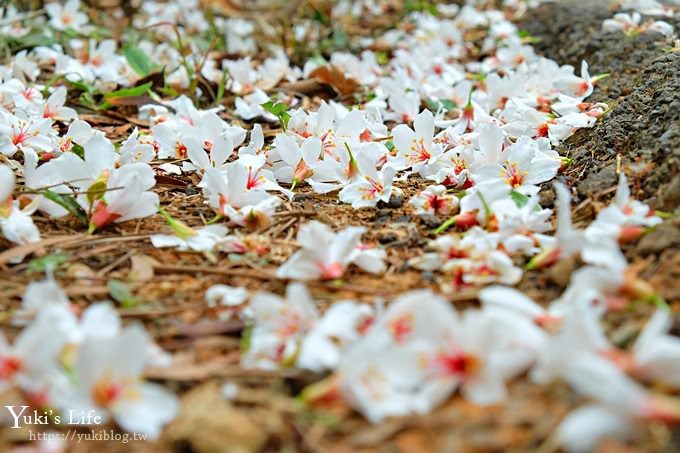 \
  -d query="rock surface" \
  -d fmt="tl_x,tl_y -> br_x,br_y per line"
519,0 -> 680,303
